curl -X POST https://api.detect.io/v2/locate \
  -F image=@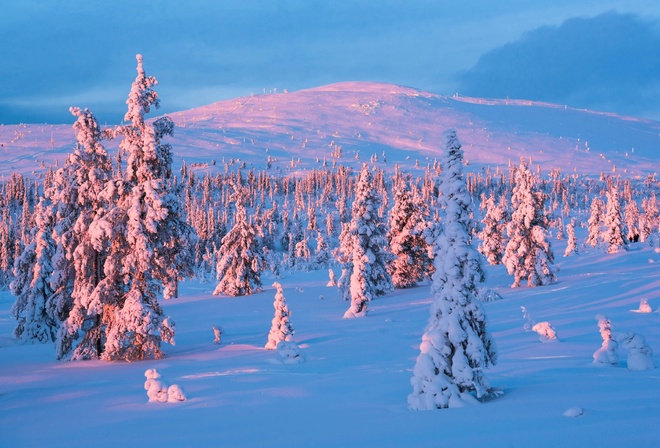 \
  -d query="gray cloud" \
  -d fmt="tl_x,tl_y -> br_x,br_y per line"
456,12 -> 660,119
